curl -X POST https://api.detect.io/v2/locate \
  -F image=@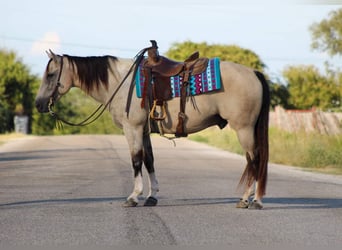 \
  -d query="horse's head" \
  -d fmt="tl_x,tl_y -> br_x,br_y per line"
35,50 -> 73,113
